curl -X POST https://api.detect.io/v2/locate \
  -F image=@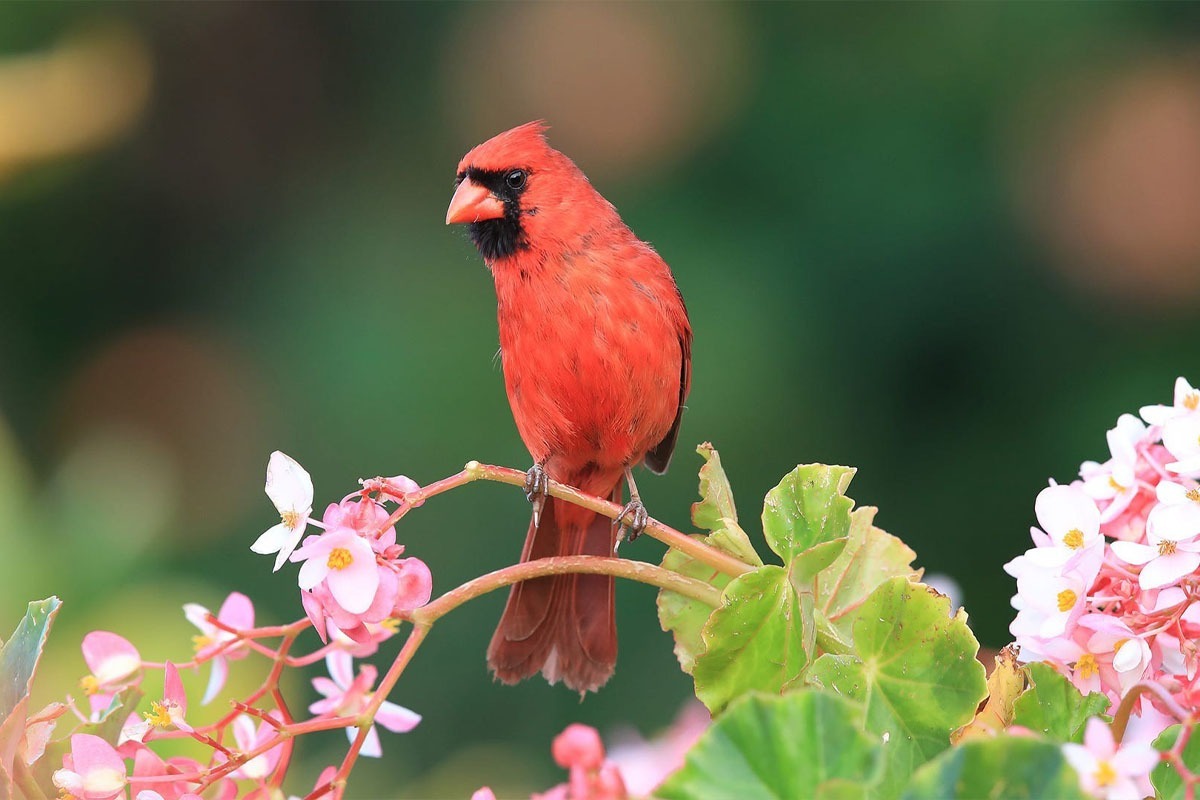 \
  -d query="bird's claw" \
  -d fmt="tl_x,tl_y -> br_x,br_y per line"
616,499 -> 649,543
525,464 -> 549,528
